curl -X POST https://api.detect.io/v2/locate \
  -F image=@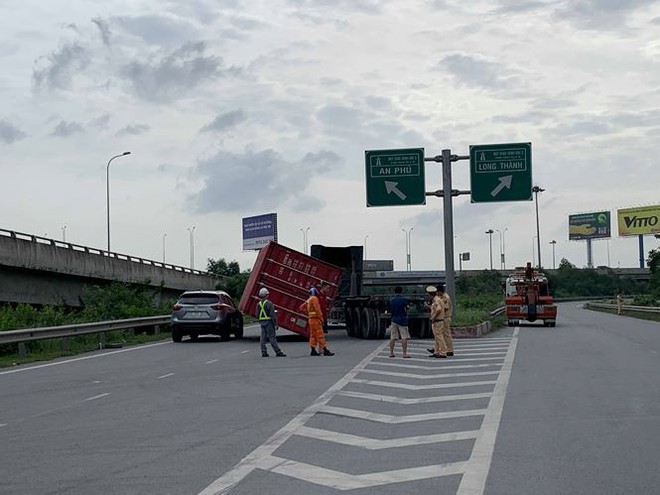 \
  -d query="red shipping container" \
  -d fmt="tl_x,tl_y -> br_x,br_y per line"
239,242 -> 342,337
